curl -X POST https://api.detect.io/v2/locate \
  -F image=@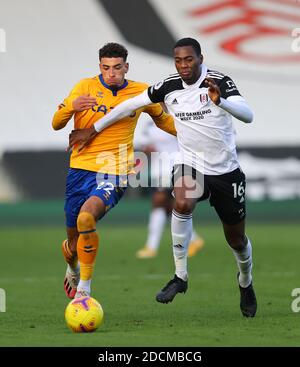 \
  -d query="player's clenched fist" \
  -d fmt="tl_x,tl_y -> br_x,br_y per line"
72,94 -> 97,111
